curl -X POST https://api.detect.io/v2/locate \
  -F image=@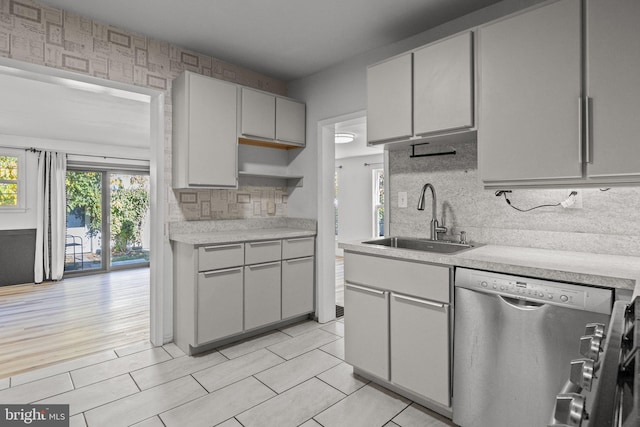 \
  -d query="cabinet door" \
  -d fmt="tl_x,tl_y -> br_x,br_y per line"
244,262 -> 281,330
478,0 -> 582,183
344,283 -> 389,380
282,257 -> 314,319
197,267 -> 243,344
187,73 -> 238,187
367,53 -> 413,144
241,88 -> 276,140
276,98 -> 305,146
586,0 -> 640,178
414,32 -> 474,136
391,293 -> 450,407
